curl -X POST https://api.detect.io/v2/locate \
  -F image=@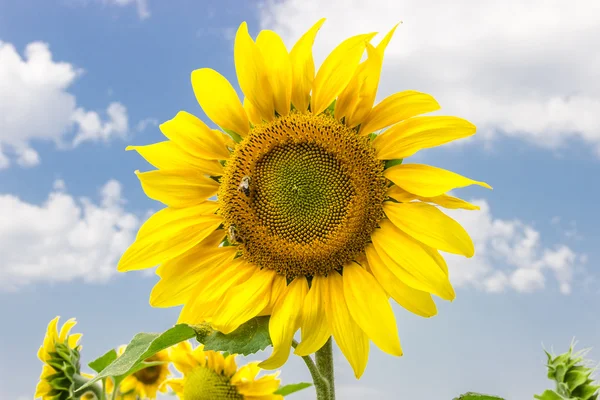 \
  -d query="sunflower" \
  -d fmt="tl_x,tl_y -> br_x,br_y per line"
164,341 -> 282,400
115,345 -> 171,399
35,317 -> 83,400
118,19 -> 491,378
